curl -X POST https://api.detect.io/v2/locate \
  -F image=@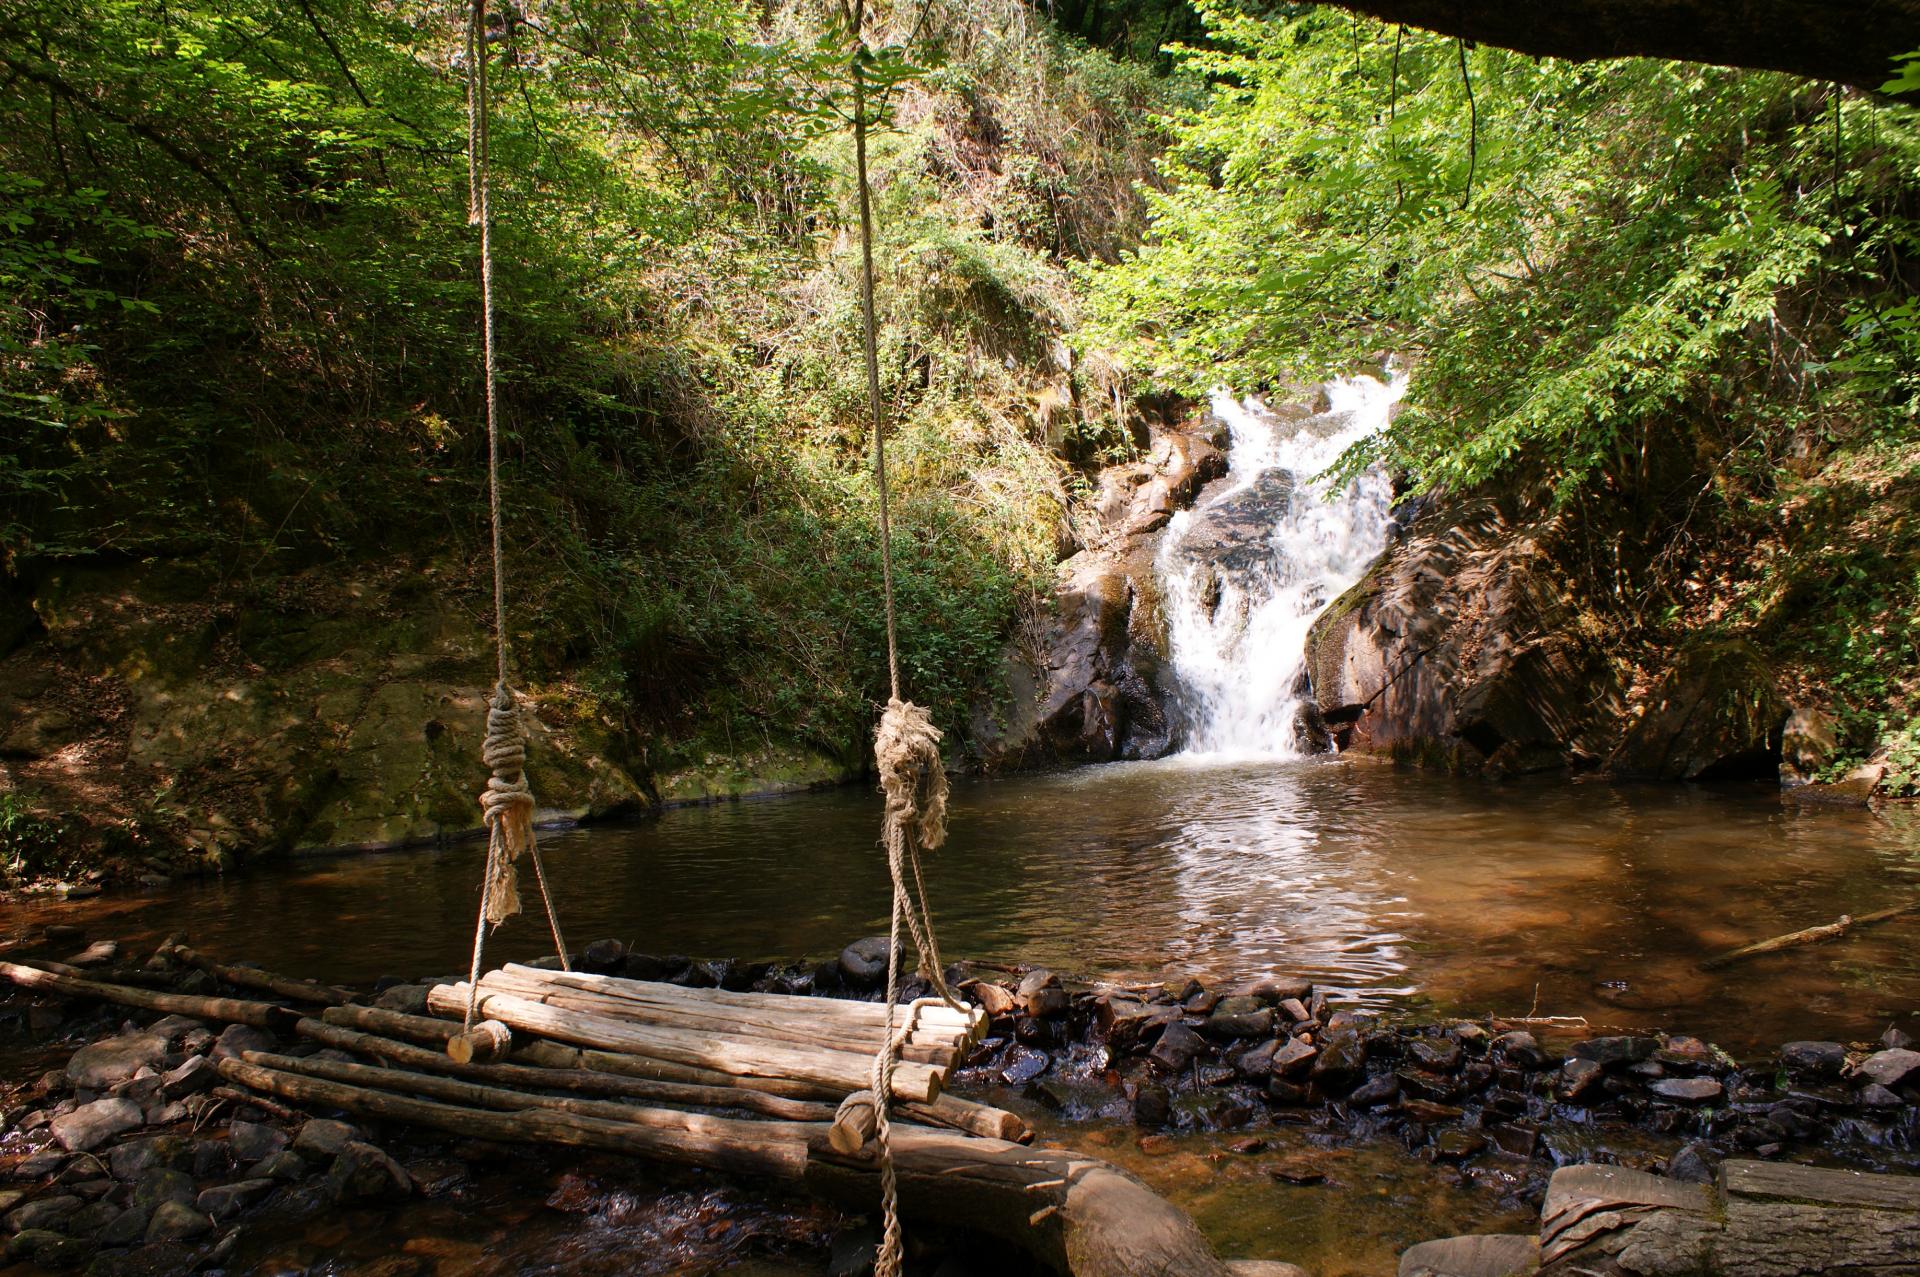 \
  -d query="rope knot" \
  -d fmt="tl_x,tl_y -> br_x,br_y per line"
874,697 -> 947,853
478,682 -> 534,924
